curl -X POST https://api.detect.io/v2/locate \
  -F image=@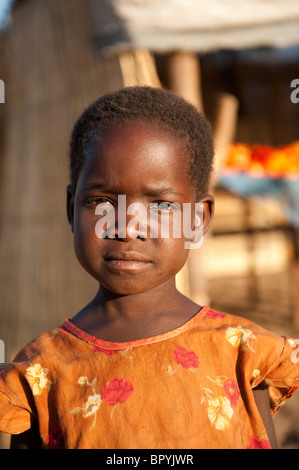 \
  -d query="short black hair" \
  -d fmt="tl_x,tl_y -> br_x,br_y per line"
69,86 -> 214,199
